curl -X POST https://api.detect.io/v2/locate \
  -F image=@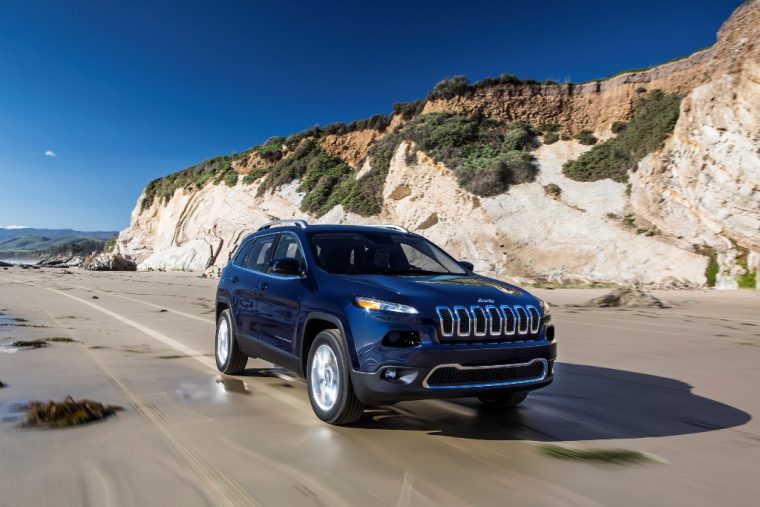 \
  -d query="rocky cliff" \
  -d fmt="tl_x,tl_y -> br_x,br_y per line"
119,1 -> 759,288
